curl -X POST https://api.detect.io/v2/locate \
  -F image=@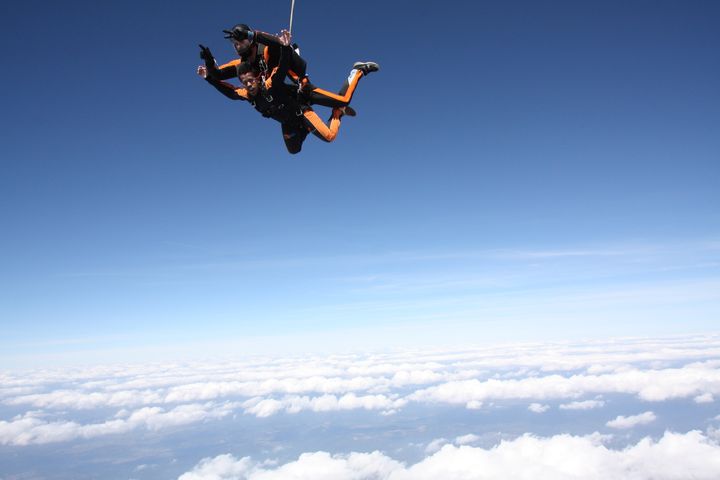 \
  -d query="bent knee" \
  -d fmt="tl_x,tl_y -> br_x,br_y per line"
317,132 -> 337,143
